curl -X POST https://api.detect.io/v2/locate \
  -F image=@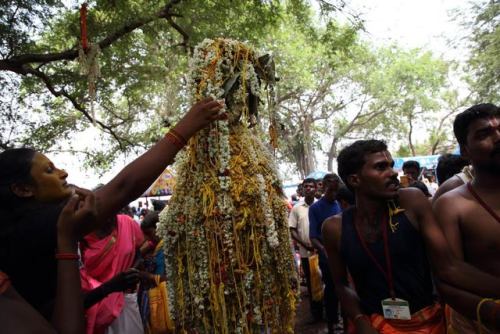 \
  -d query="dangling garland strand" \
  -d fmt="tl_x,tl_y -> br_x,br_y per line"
80,3 -> 88,52
158,38 -> 298,334
78,2 -> 100,125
